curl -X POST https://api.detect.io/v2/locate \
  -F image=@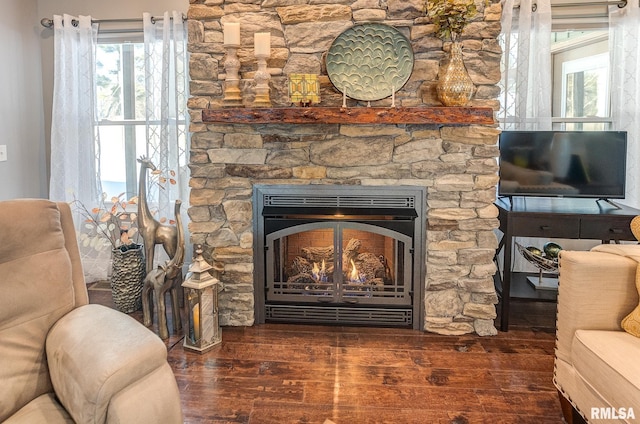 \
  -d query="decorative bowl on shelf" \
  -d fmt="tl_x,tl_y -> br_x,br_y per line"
516,242 -> 559,273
